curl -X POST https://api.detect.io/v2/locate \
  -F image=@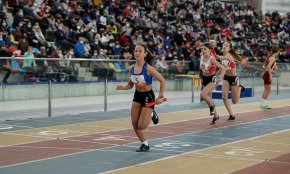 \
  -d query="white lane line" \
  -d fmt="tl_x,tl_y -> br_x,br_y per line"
6,145 -> 92,151
226,145 -> 281,152
187,134 -> 236,140
1,132 -> 55,139
251,140 -> 290,146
